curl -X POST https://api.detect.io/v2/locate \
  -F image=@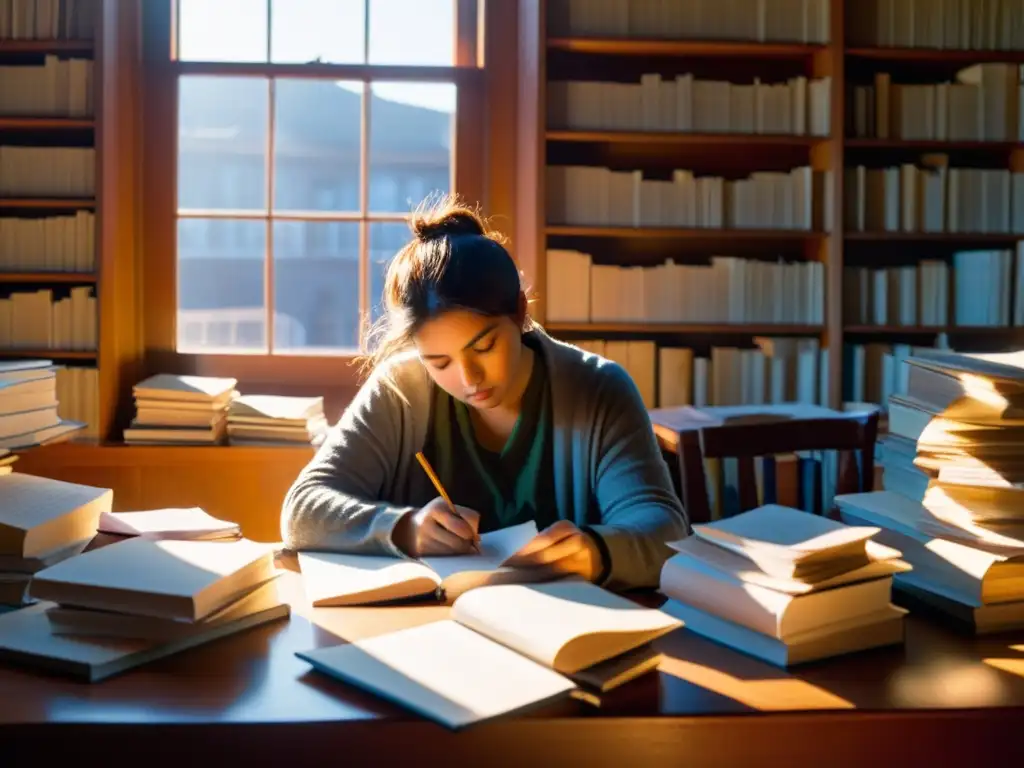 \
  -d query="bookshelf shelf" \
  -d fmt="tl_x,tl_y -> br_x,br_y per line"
845,47 -> 1024,63
546,323 -> 825,335
845,325 -> 1024,335
0,117 -> 95,131
844,232 -> 1023,243
0,272 -> 97,284
547,38 -> 825,59
0,349 -> 96,360
0,40 -> 94,55
0,198 -> 96,210
844,138 -> 1023,151
546,226 -> 826,240
547,131 -> 825,146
